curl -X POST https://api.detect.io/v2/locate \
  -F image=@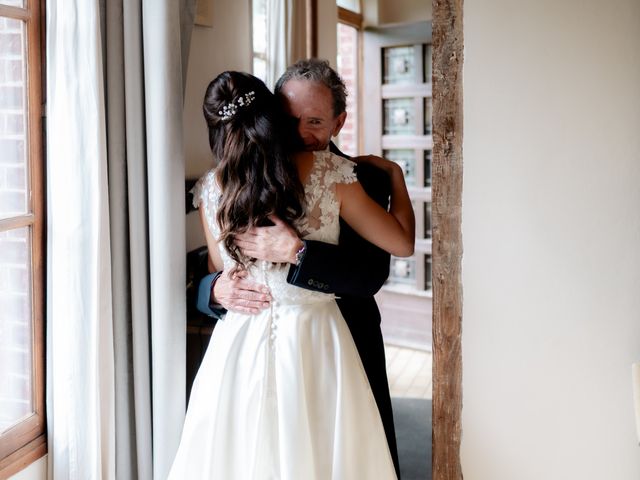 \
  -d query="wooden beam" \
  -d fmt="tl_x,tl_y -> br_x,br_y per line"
0,215 -> 34,232
432,0 -> 464,478
305,0 -> 318,58
338,6 -> 363,29
0,4 -> 30,20
0,435 -> 46,479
